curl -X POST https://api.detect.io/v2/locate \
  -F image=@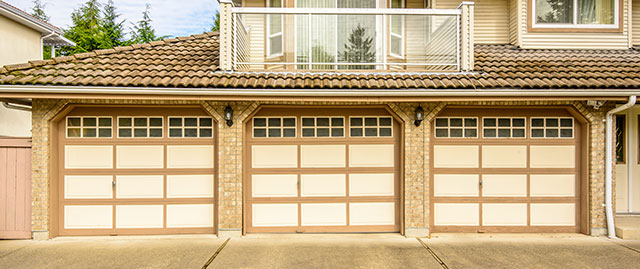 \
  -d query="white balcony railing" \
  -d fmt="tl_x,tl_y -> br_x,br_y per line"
219,2 -> 474,72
